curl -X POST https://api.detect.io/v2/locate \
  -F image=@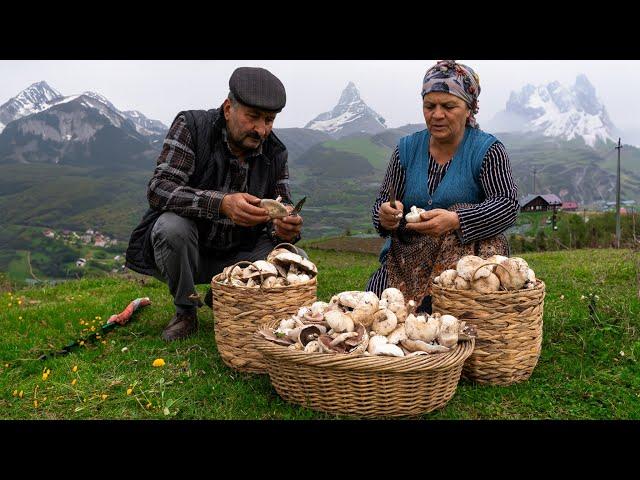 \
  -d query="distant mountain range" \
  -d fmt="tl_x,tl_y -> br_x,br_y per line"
1,77 -> 639,246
